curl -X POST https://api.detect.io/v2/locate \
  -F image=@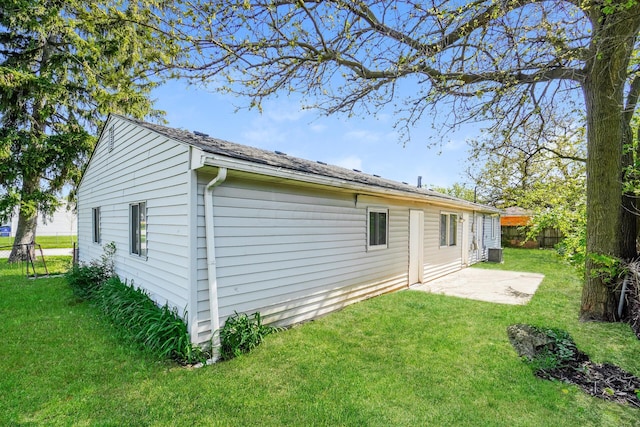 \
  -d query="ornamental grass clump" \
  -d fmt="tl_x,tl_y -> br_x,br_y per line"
65,243 -> 206,364
94,276 -> 206,364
